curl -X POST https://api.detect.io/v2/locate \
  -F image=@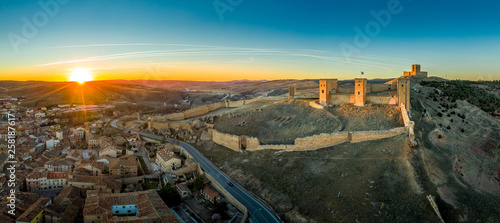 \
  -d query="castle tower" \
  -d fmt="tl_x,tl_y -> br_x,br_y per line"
319,79 -> 338,105
404,64 -> 427,78
147,116 -> 152,130
397,77 -> 411,110
412,64 -> 421,73
354,78 -> 367,106
289,86 -> 296,98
